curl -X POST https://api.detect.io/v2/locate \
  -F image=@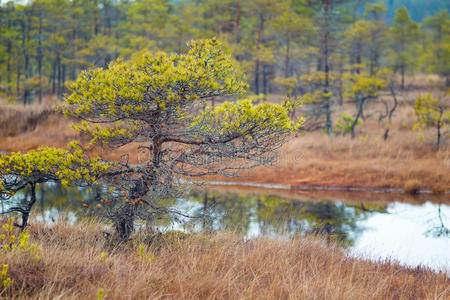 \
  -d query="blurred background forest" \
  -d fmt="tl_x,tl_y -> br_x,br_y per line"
0,0 -> 448,103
